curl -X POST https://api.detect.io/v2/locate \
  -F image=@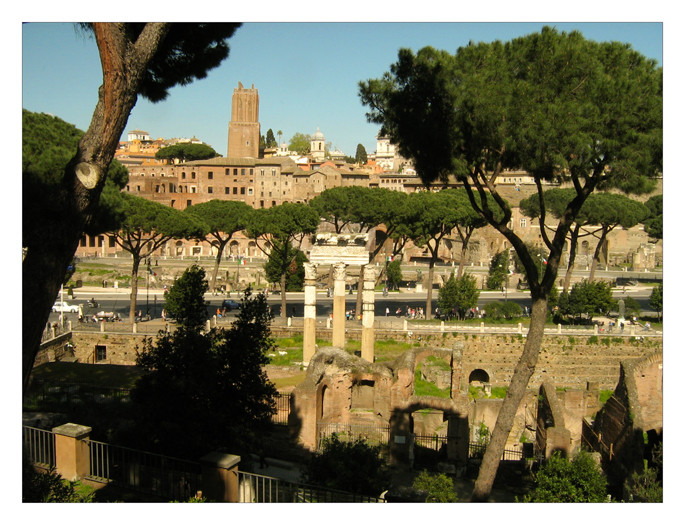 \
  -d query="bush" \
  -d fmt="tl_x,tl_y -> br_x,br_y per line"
23,463 -> 94,502
483,301 -> 523,320
524,451 -> 608,502
302,434 -> 389,497
412,470 -> 457,502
